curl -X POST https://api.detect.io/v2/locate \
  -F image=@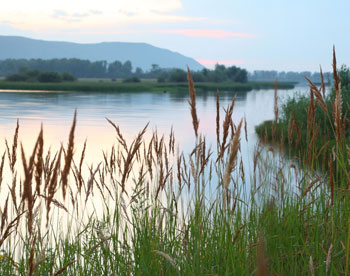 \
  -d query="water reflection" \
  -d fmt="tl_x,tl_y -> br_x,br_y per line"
0,87 -> 310,169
